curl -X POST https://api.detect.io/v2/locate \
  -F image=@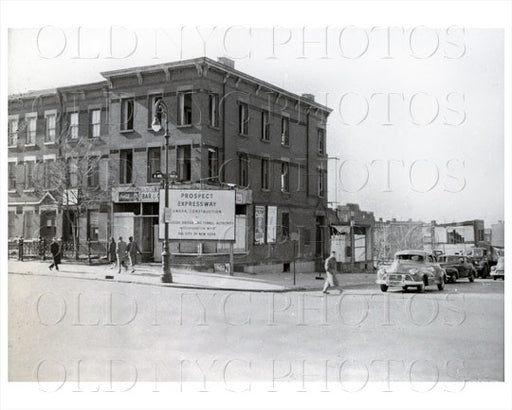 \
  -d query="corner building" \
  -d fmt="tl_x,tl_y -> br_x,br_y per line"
8,57 -> 332,273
